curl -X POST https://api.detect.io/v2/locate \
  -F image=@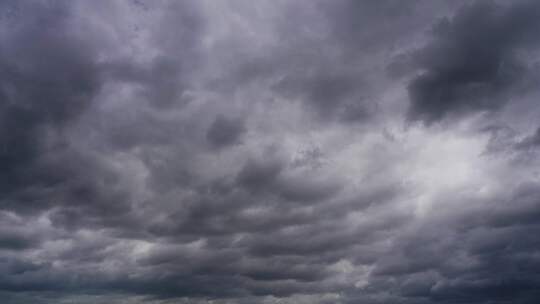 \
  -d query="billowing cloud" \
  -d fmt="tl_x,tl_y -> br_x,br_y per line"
0,1 -> 540,304
406,0 -> 540,124
206,115 -> 245,149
